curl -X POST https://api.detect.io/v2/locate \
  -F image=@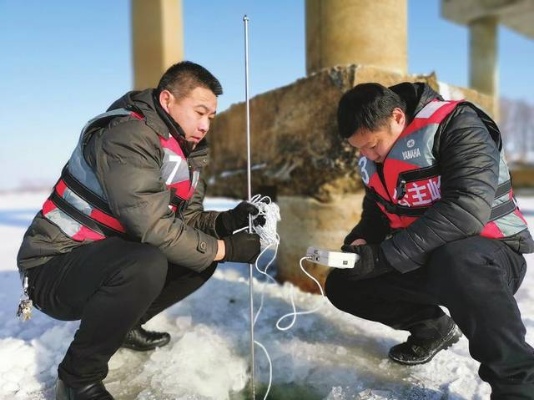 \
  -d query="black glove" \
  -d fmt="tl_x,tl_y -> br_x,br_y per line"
222,231 -> 261,263
343,225 -> 361,246
216,201 -> 264,237
341,244 -> 394,280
